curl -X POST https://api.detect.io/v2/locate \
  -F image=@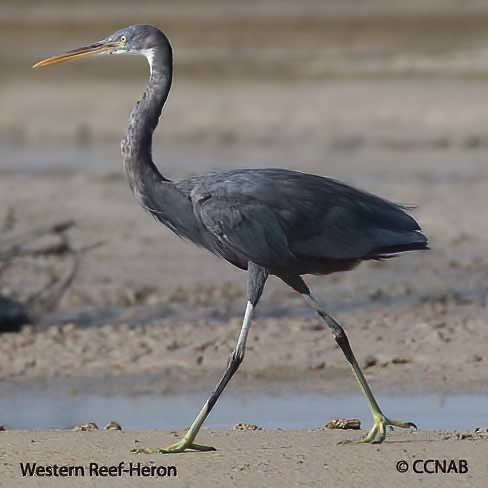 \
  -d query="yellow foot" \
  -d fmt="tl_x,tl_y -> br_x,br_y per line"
359,416 -> 416,444
340,416 -> 416,445
131,440 -> 216,454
